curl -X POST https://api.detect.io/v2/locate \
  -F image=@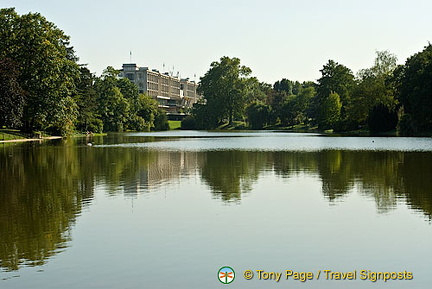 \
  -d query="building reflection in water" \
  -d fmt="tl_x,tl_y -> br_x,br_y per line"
0,144 -> 430,271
